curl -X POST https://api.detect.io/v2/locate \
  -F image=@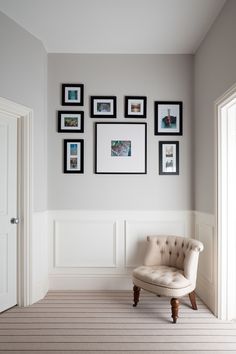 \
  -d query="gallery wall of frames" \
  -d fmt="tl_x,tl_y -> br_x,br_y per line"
58,83 -> 183,176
